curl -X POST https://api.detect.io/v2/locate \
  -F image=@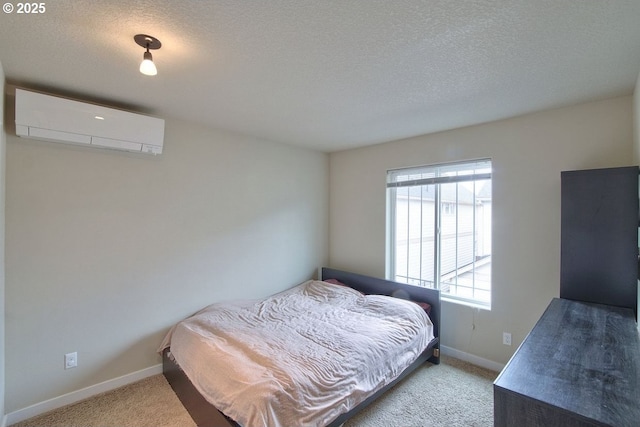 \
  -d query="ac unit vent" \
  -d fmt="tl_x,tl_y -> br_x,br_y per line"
15,89 -> 165,155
